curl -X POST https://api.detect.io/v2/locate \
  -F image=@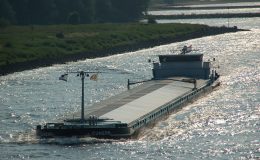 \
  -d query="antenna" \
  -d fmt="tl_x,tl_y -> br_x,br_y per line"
80,71 -> 86,122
